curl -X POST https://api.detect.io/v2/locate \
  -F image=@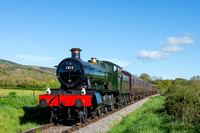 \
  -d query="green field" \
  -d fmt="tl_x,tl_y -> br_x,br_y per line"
108,96 -> 193,133
0,88 -> 45,96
